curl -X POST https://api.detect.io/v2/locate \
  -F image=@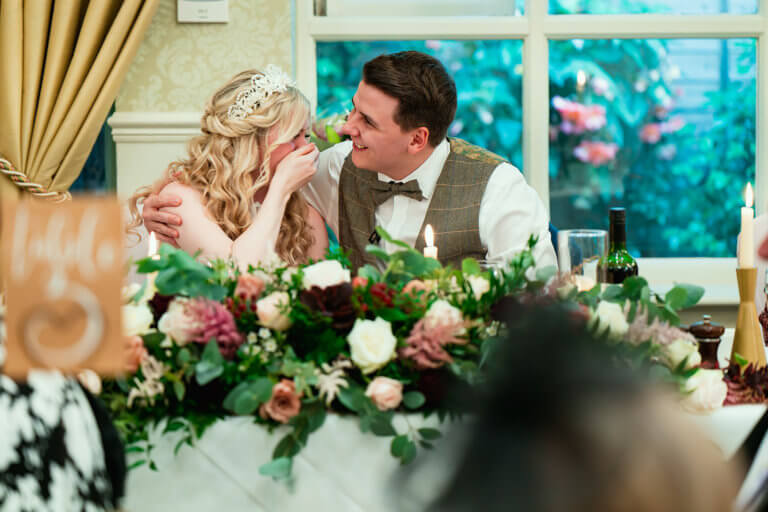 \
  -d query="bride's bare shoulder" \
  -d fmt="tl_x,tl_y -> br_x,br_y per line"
158,182 -> 203,212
